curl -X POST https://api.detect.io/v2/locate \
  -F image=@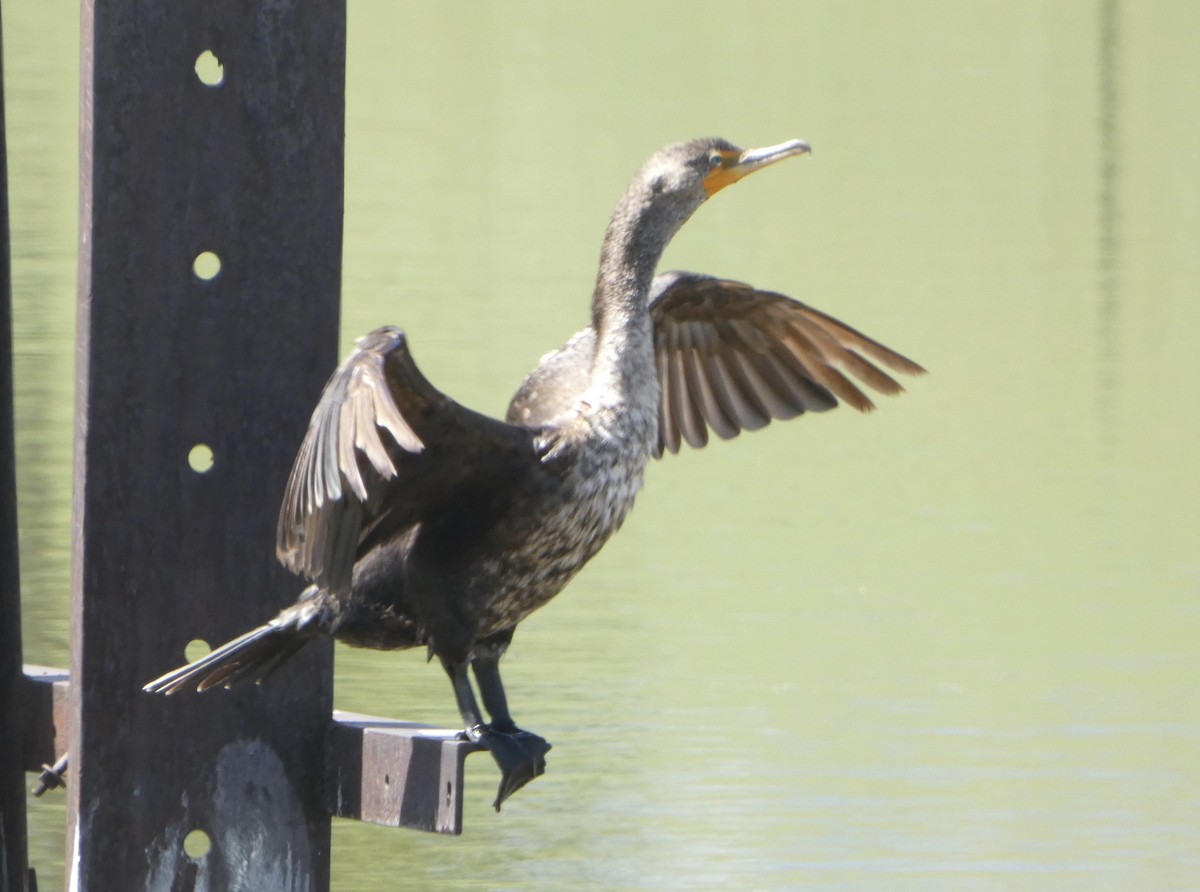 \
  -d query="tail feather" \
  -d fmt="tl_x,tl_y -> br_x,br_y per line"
144,606 -> 319,695
203,635 -> 309,691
